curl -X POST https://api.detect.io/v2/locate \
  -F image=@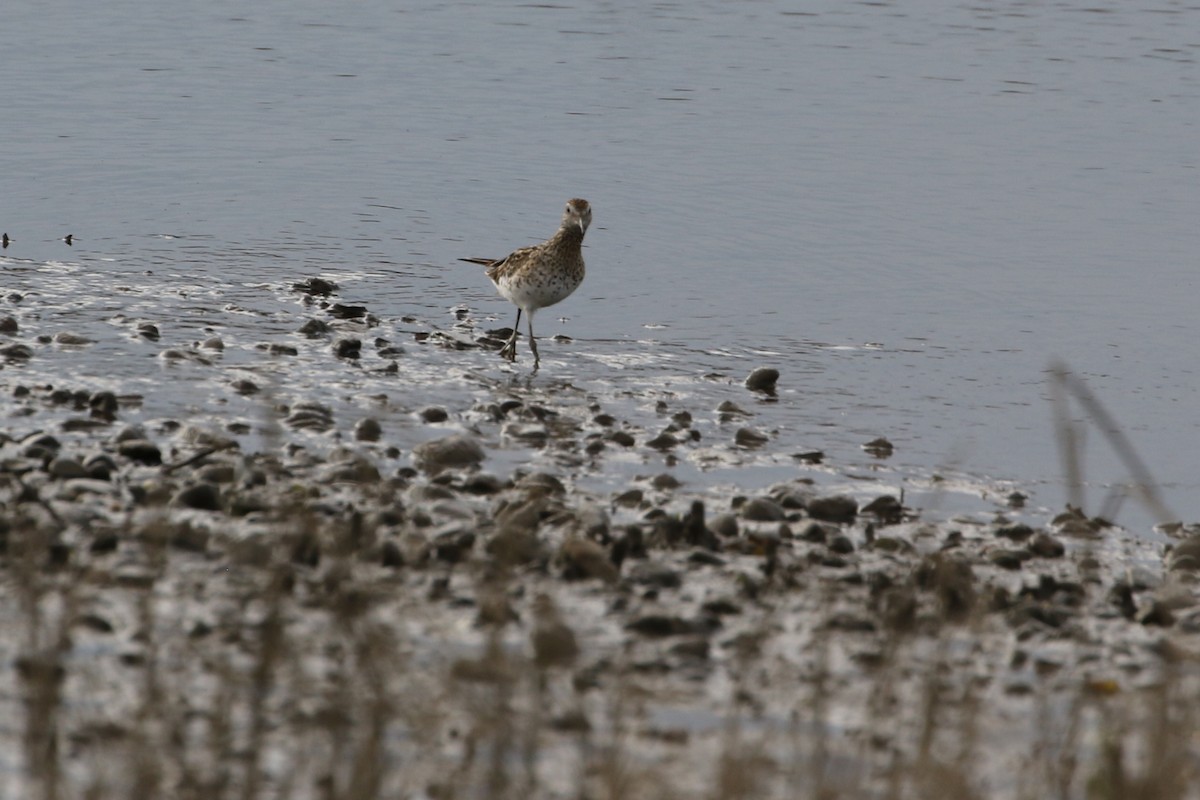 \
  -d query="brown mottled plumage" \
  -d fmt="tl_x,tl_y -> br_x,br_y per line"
461,198 -> 591,368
